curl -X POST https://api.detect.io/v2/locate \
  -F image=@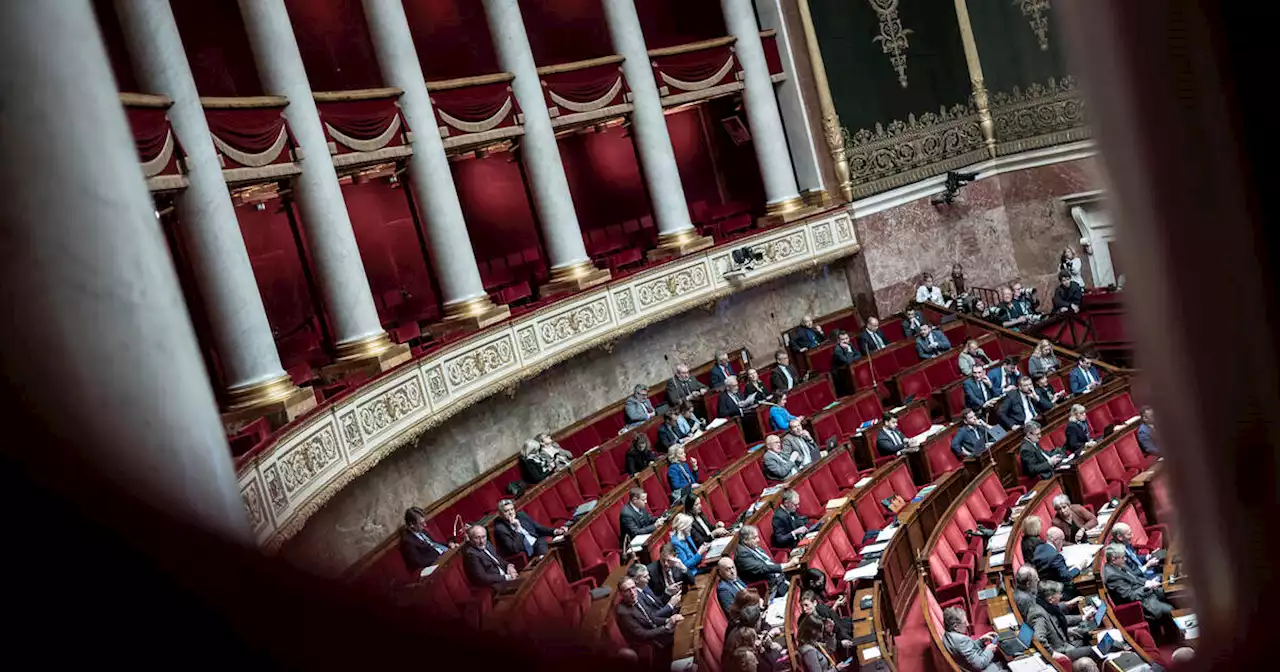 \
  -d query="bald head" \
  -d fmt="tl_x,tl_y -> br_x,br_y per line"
1046,526 -> 1066,548
1111,522 -> 1132,543
717,557 -> 738,581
